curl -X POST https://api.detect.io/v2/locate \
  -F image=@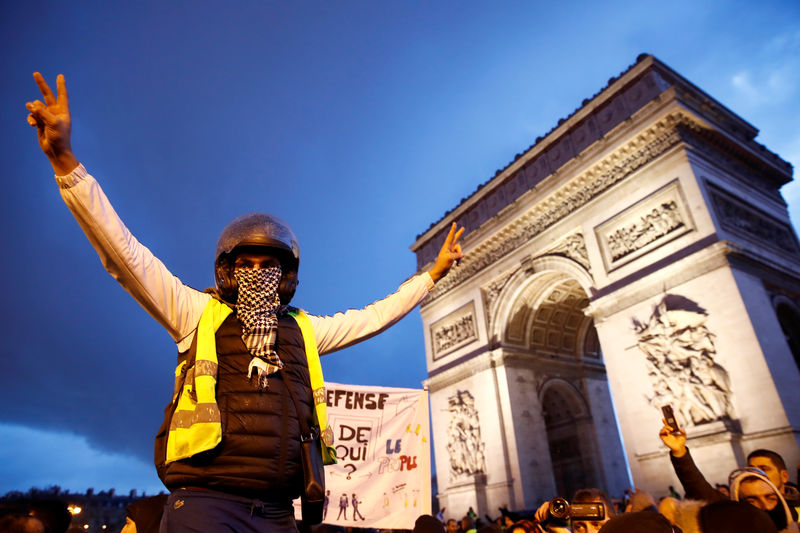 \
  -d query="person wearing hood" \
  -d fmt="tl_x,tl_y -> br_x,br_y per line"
122,495 -> 169,533
748,449 -> 800,519
729,467 -> 799,533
